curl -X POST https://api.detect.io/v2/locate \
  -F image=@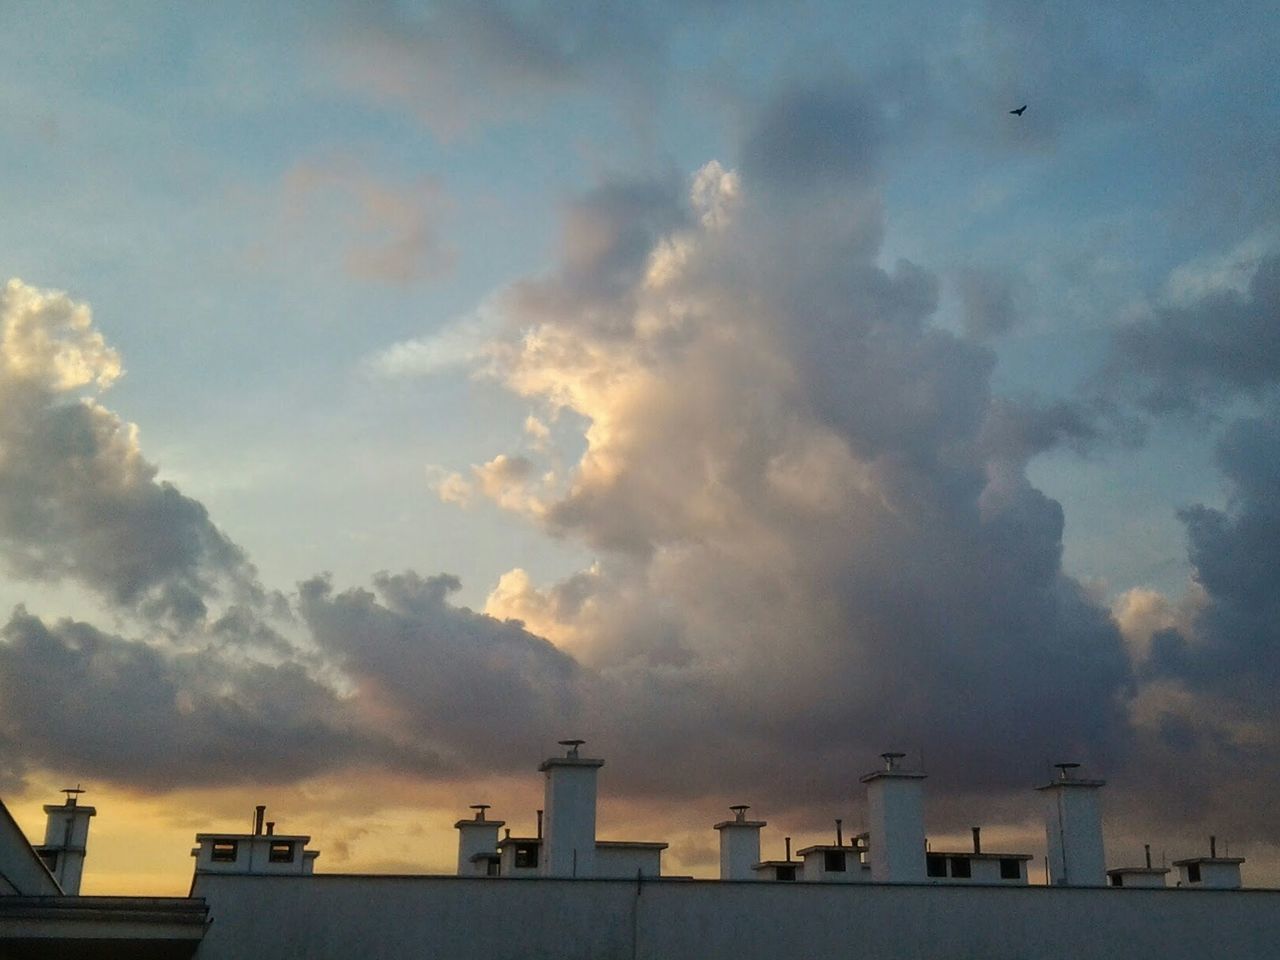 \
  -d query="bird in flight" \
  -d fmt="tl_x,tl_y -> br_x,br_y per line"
1010,105 -> 1027,116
